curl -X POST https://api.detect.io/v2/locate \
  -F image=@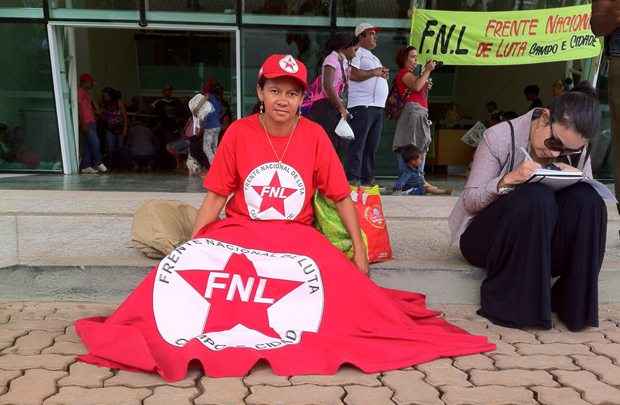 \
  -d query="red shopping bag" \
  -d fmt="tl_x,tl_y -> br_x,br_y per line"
352,185 -> 392,263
